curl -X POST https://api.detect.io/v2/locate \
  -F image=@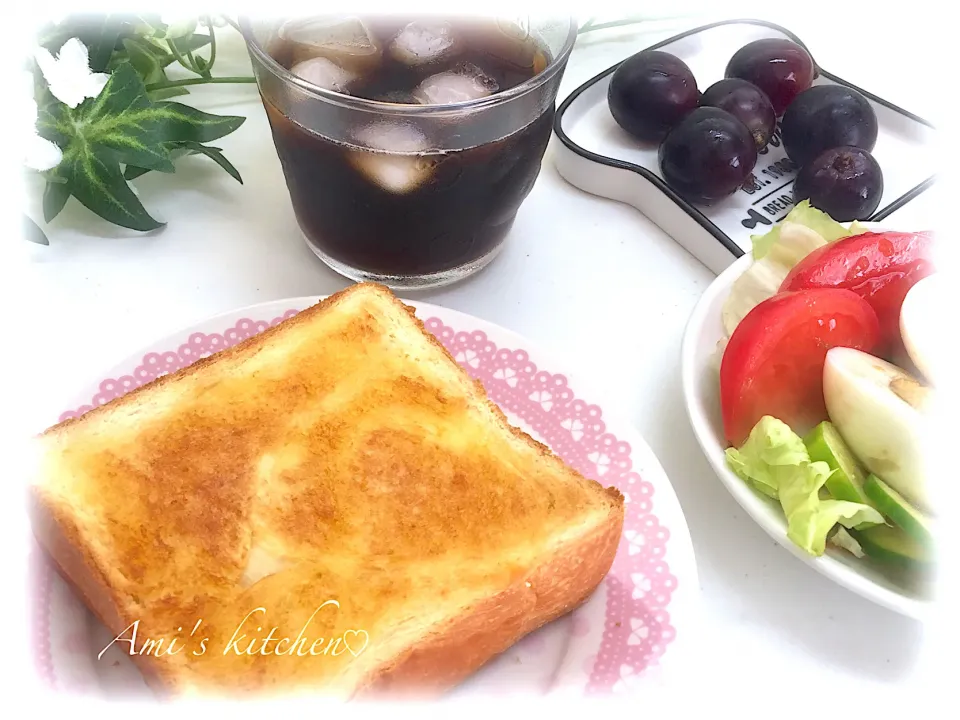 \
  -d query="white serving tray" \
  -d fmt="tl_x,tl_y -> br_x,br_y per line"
553,19 -> 936,275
